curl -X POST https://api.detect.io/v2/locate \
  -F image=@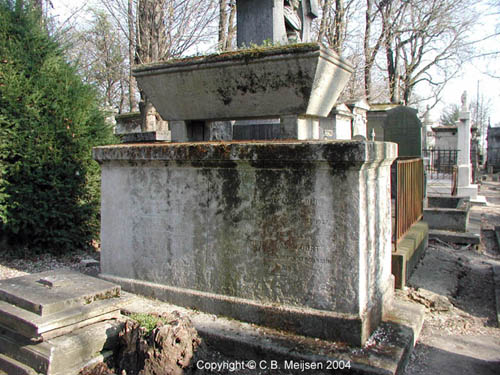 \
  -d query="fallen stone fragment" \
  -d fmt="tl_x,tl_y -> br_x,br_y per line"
408,288 -> 454,312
